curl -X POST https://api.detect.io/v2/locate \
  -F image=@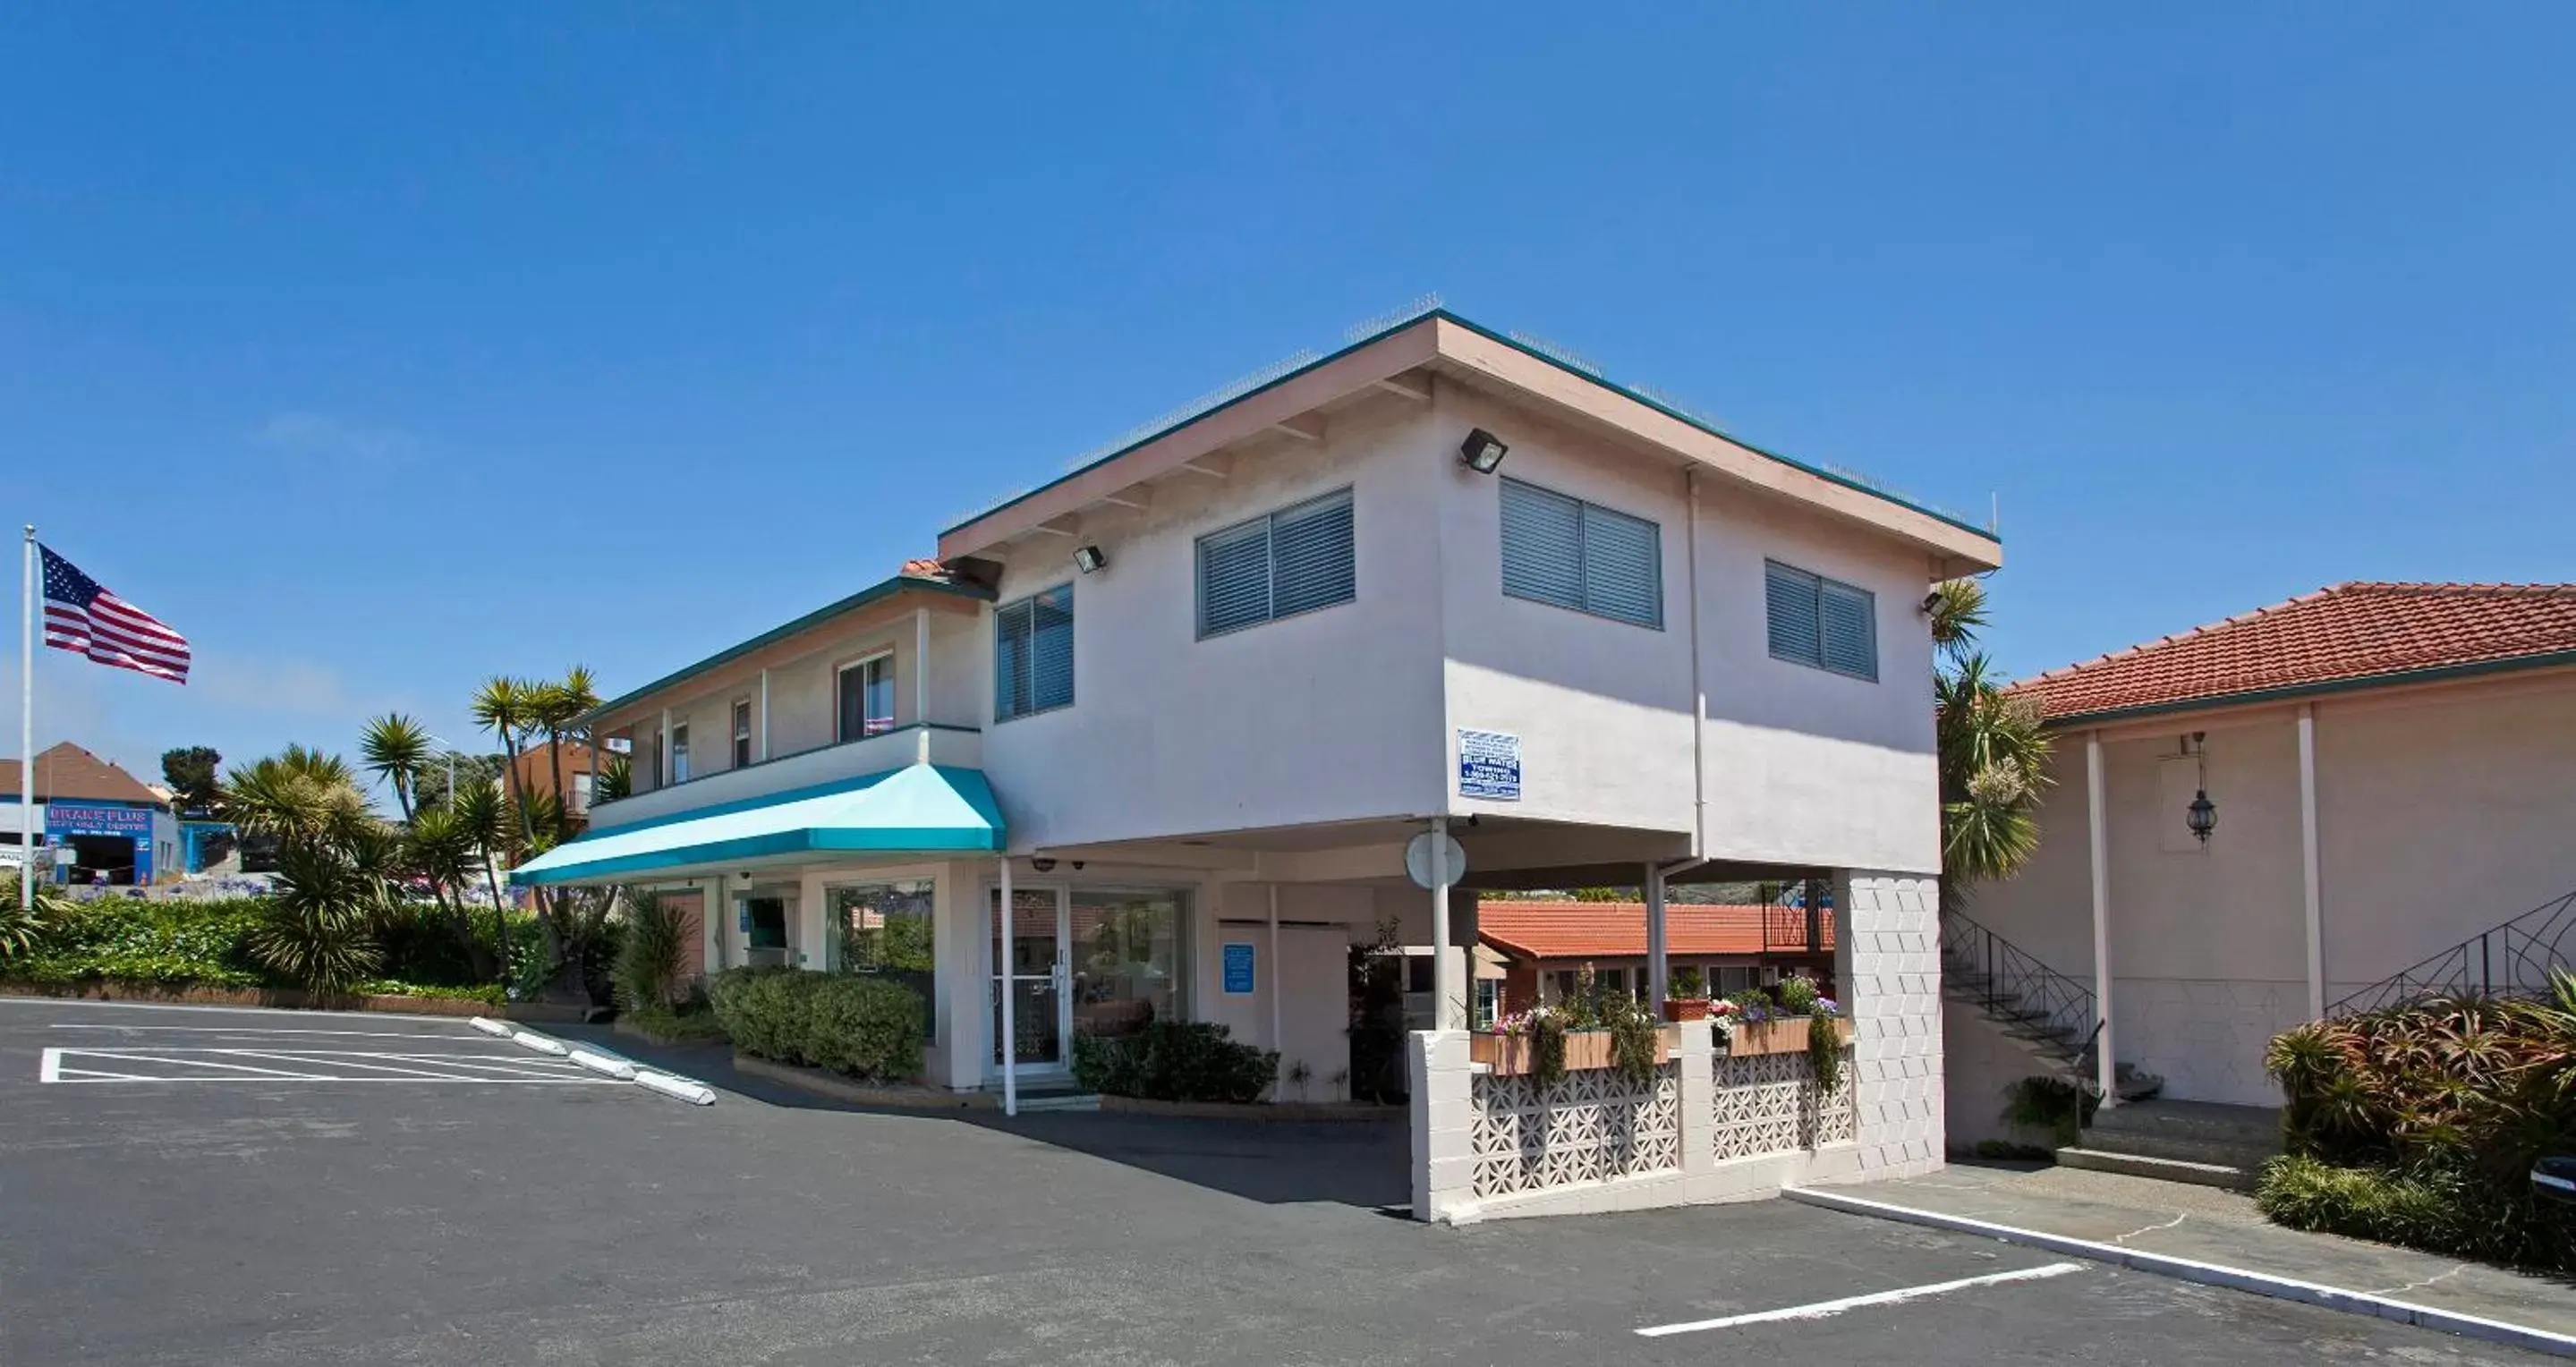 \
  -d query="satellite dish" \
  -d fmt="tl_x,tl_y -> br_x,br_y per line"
1404,831 -> 1468,890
